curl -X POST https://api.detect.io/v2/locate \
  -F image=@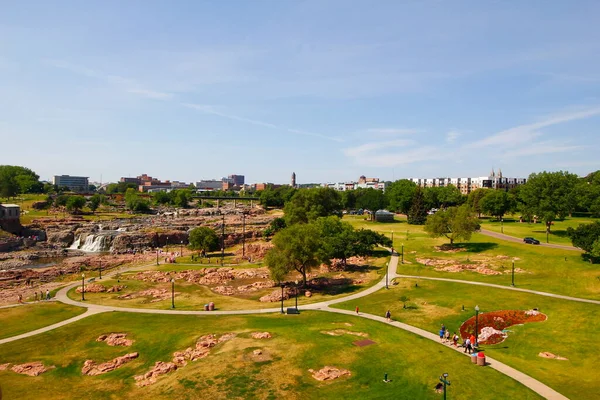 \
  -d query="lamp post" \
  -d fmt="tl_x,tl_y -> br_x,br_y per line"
385,263 -> 389,289
501,218 -> 504,234
221,214 -> 225,266
511,260 -> 515,287
156,248 -> 159,265
180,240 -> 183,257
280,283 -> 285,314
439,373 -> 451,400
391,231 -> 394,253
81,273 -> 85,301
242,212 -> 246,258
98,259 -> 102,280
475,305 -> 480,346
401,243 -> 404,264
295,280 -> 299,310
171,278 -> 175,309
166,236 -> 169,254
